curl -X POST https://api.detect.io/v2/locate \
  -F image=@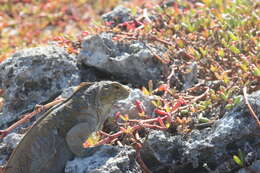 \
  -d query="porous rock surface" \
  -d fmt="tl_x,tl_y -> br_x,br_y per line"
182,62 -> 198,90
0,133 -> 24,165
65,145 -> 141,173
237,160 -> 260,173
102,6 -> 133,26
0,46 -> 80,127
141,91 -> 260,173
110,88 -> 156,119
78,33 -> 164,85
